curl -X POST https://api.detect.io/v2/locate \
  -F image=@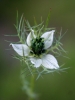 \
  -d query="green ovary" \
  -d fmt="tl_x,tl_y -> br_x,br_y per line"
31,37 -> 45,56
